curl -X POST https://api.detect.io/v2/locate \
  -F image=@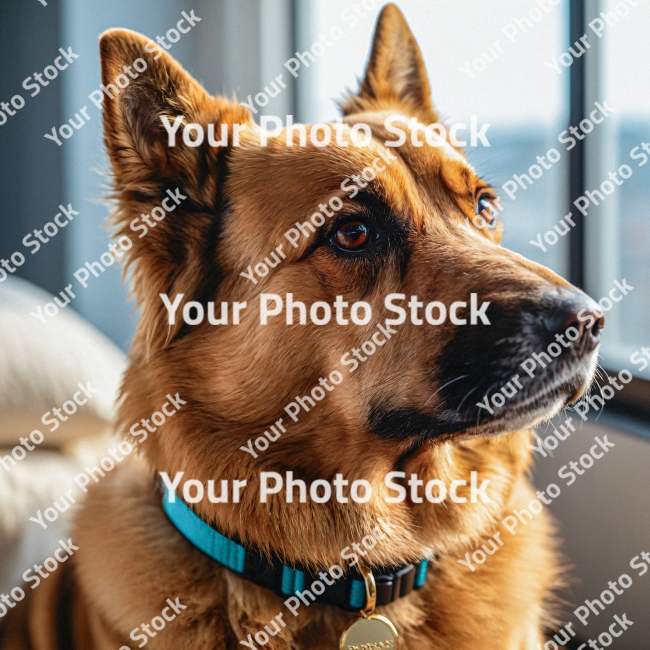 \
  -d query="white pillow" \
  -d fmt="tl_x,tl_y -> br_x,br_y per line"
0,276 -> 129,593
